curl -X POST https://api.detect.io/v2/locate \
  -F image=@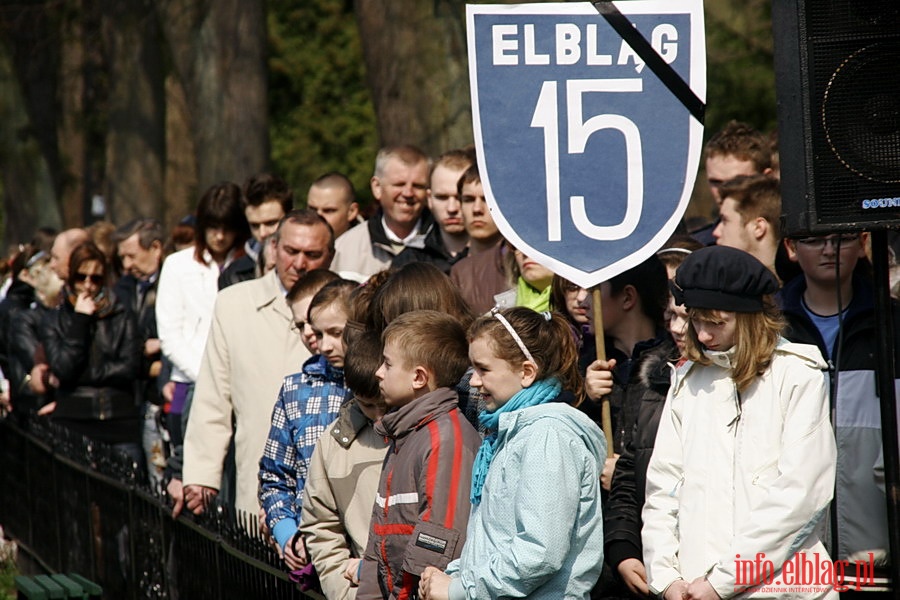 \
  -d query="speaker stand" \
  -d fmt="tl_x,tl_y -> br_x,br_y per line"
871,229 -> 900,592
